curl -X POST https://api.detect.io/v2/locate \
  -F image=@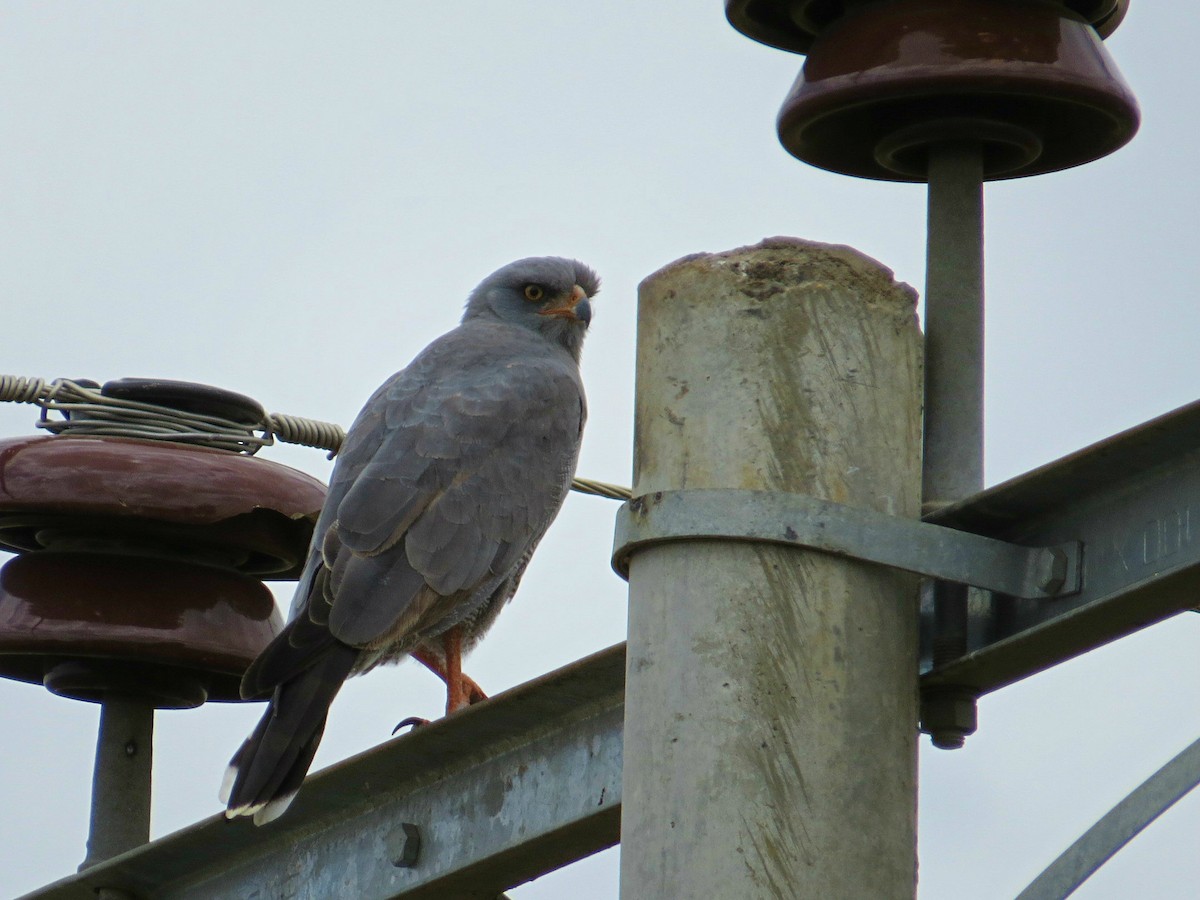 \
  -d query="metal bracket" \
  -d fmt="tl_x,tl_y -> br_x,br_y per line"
612,489 -> 1082,600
